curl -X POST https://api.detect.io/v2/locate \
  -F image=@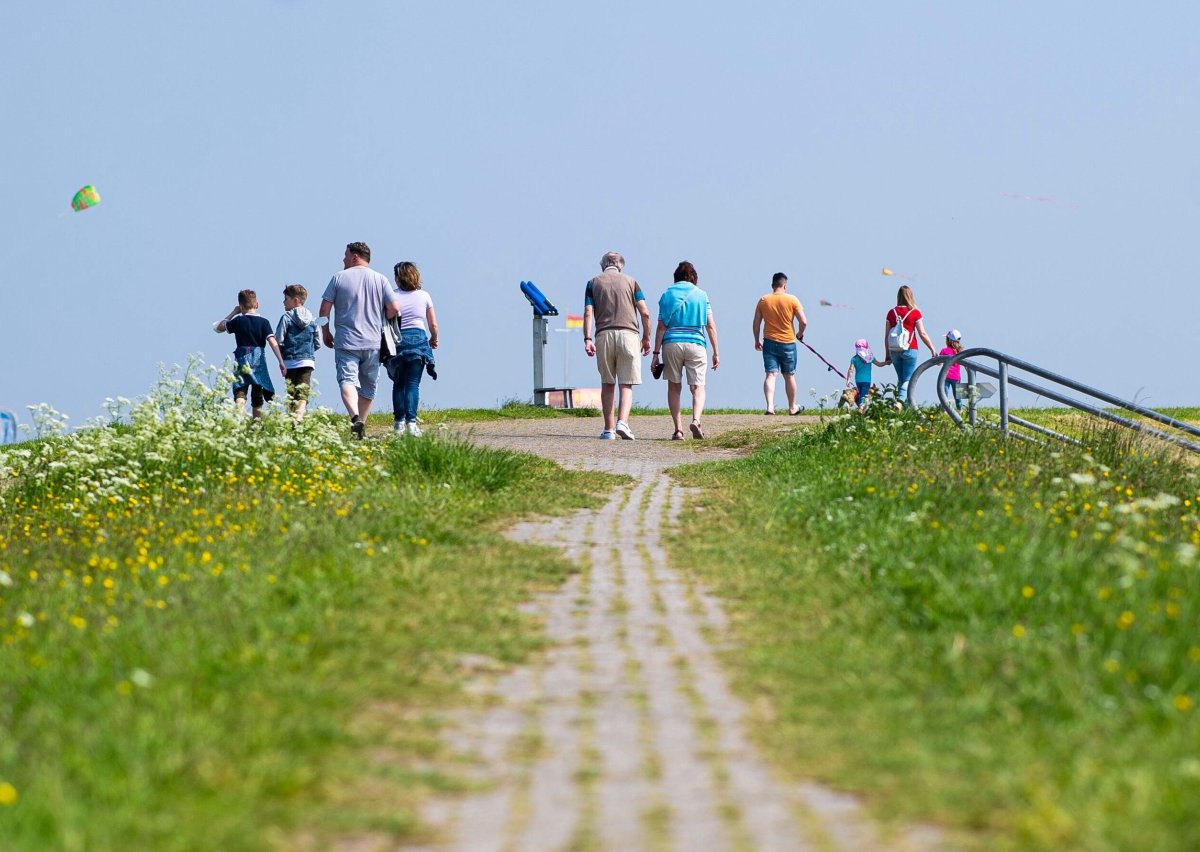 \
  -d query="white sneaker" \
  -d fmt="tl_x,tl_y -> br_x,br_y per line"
393,421 -> 406,435
615,421 -> 635,440
407,421 -> 423,437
